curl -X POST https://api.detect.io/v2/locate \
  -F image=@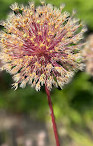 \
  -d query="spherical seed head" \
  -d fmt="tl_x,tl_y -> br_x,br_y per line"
83,35 -> 93,75
0,2 -> 86,91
